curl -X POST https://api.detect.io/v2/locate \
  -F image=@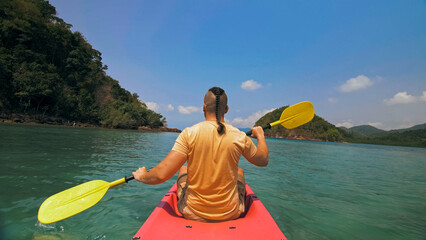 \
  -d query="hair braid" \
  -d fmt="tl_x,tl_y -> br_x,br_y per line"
209,87 -> 226,135
215,94 -> 225,135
